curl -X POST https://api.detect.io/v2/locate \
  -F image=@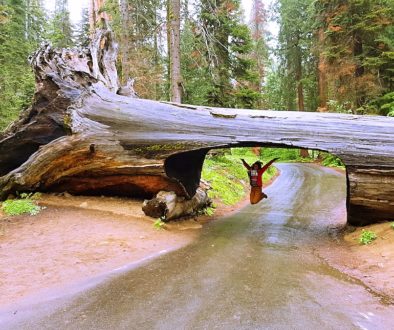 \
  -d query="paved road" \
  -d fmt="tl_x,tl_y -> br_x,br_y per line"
1,164 -> 393,329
